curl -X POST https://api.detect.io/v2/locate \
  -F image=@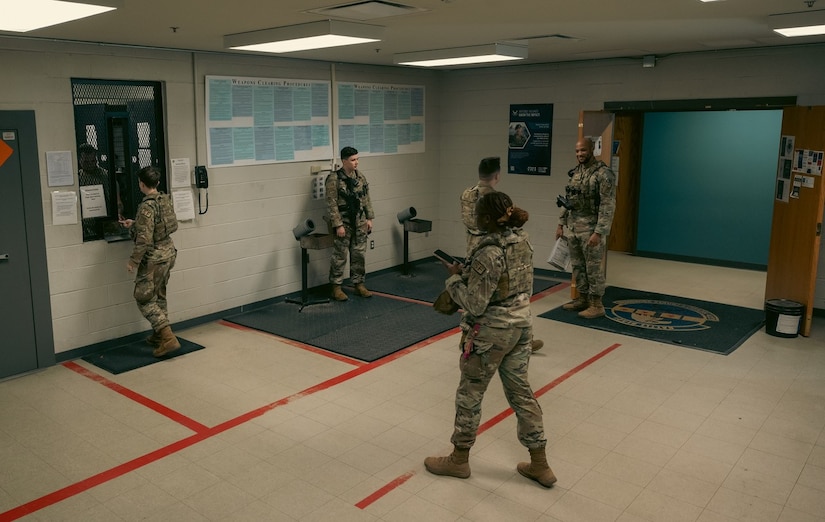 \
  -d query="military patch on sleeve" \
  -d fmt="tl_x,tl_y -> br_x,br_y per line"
472,259 -> 487,275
